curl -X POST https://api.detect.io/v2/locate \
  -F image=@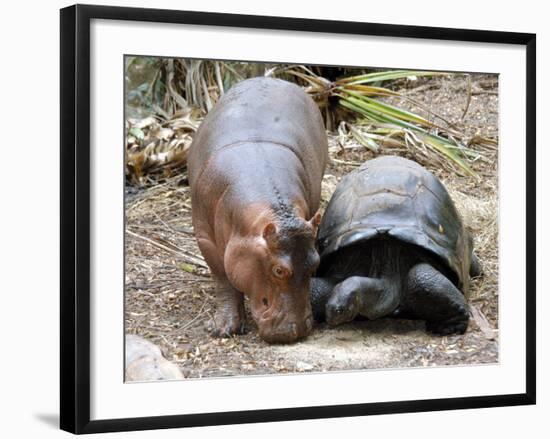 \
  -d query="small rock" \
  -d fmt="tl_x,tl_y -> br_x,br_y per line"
125,334 -> 184,381
296,361 -> 314,371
